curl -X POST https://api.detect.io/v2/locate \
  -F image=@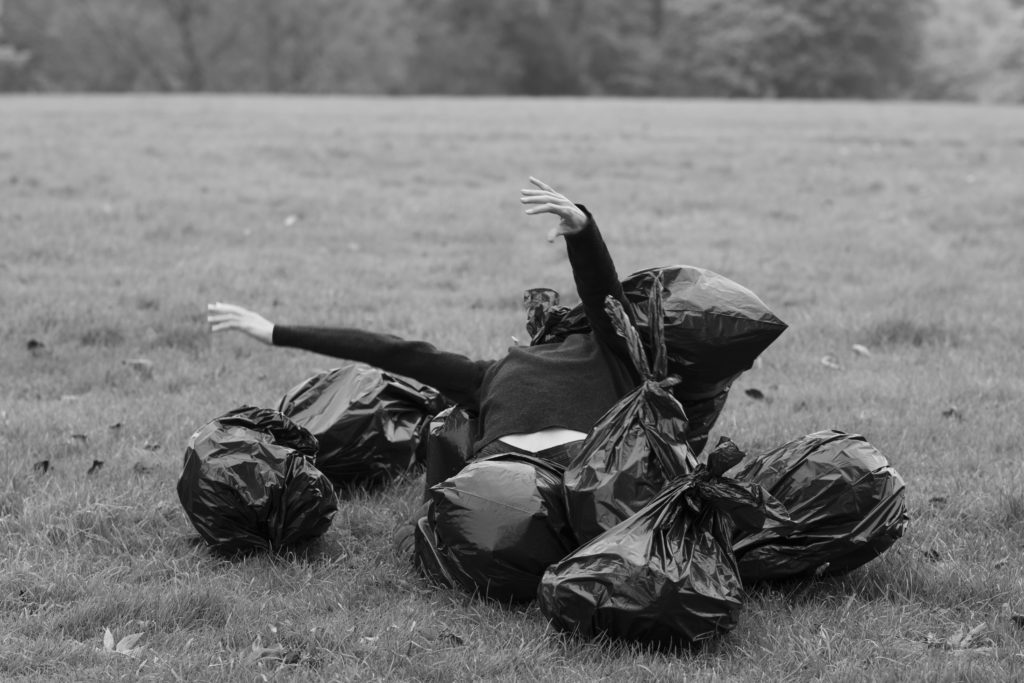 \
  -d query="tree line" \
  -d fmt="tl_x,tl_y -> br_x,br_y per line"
1,0 -> 1022,102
